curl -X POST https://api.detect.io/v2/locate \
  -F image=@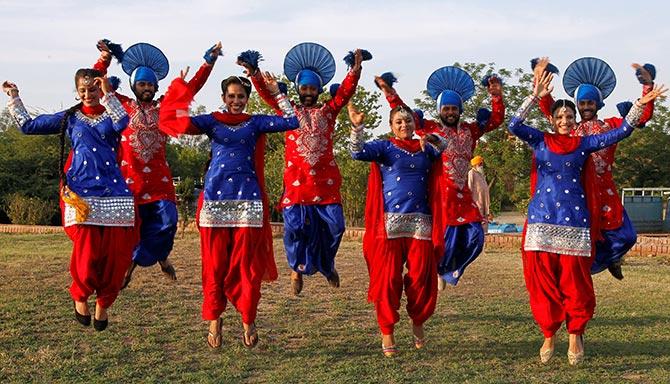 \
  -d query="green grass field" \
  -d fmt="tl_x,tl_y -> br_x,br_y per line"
1,233 -> 669,383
